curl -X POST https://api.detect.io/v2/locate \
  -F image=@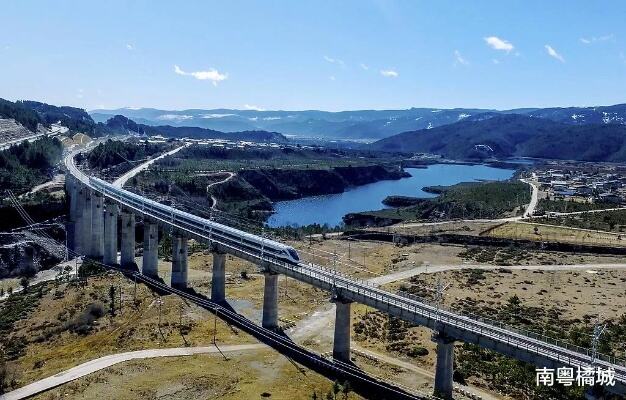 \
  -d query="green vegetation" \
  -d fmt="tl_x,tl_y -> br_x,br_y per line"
532,209 -> 626,233
131,145 -> 406,223
454,296 -> 626,399
65,302 -> 105,335
0,136 -> 62,193
0,282 -> 49,392
309,380 -> 354,400
78,260 -> 107,278
87,139 -> 168,172
345,180 -> 529,226
20,101 -> 95,134
353,311 -> 429,359
537,198 -> 616,213
0,99 -> 41,132
369,113 -> 626,162
458,246 -> 567,266
398,274 -> 626,399
156,145 -> 390,172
